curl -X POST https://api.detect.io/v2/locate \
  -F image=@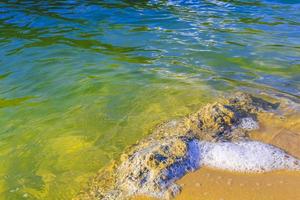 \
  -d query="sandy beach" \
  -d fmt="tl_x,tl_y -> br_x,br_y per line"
133,110 -> 300,200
